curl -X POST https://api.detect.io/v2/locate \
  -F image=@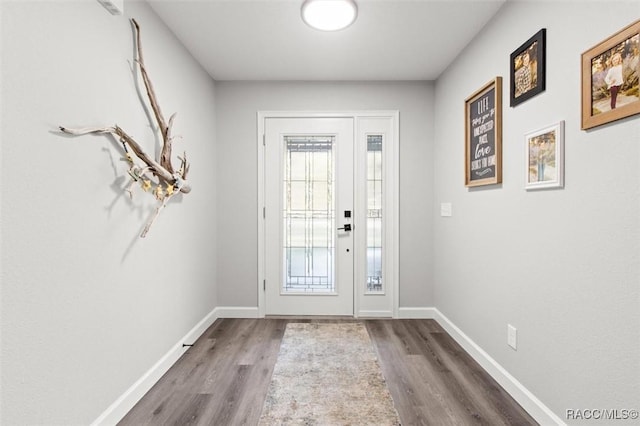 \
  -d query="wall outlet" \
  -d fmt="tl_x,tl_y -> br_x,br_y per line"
507,324 -> 517,350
